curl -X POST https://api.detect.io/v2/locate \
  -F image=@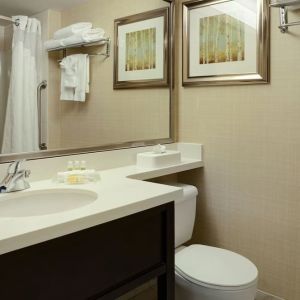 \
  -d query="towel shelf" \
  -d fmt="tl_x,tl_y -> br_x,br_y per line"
47,38 -> 111,59
270,0 -> 300,7
270,0 -> 300,33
